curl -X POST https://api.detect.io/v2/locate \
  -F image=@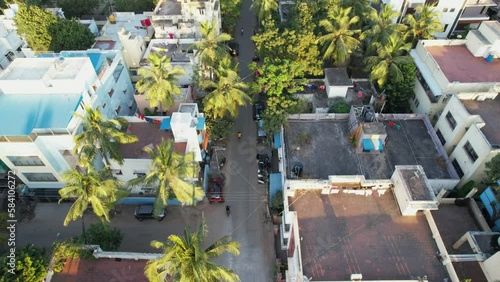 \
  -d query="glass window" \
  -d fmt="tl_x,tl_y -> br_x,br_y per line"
443,8 -> 448,12
451,159 -> 464,178
450,8 -> 455,12
23,173 -> 57,182
463,141 -> 478,163
7,156 -> 45,166
445,112 -> 457,130
414,97 -> 420,108
436,129 -> 446,145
